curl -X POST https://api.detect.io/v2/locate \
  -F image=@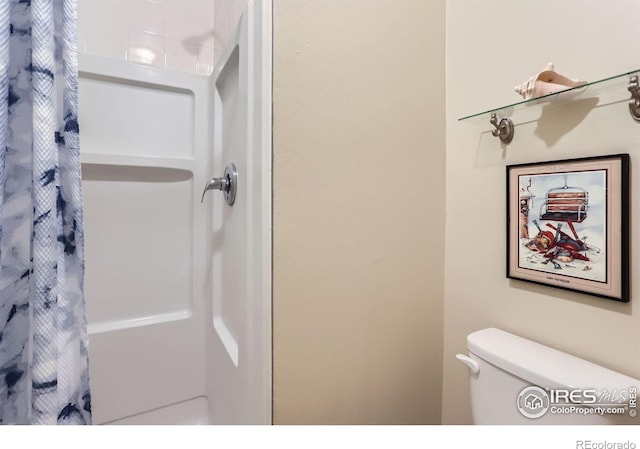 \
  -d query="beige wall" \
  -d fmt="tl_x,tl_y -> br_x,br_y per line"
444,0 -> 640,423
273,0 -> 446,424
